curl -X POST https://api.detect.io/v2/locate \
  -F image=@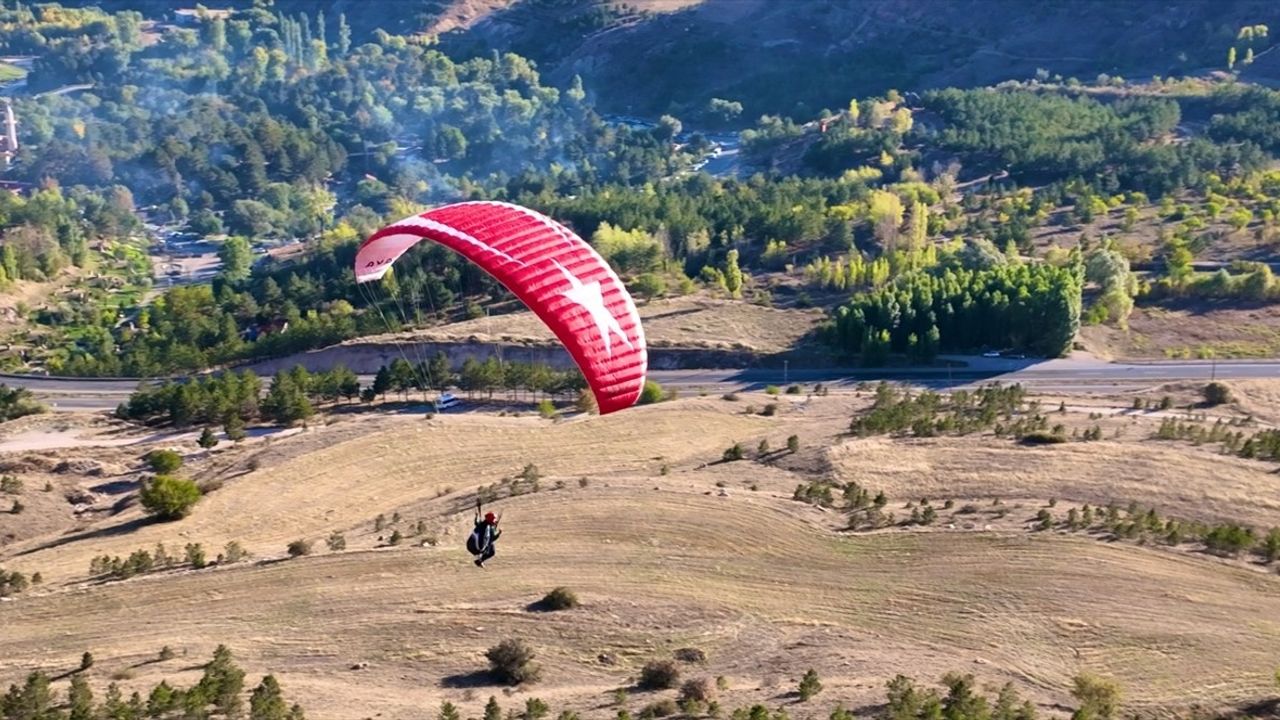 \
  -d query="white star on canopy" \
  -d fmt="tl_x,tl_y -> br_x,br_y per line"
553,260 -> 632,358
